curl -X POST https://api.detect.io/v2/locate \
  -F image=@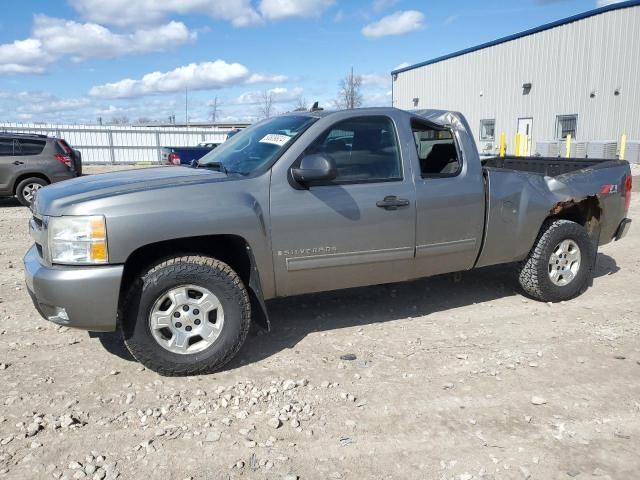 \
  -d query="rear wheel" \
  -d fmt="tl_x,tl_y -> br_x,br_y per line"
16,177 -> 48,206
122,256 -> 251,376
518,219 -> 594,302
